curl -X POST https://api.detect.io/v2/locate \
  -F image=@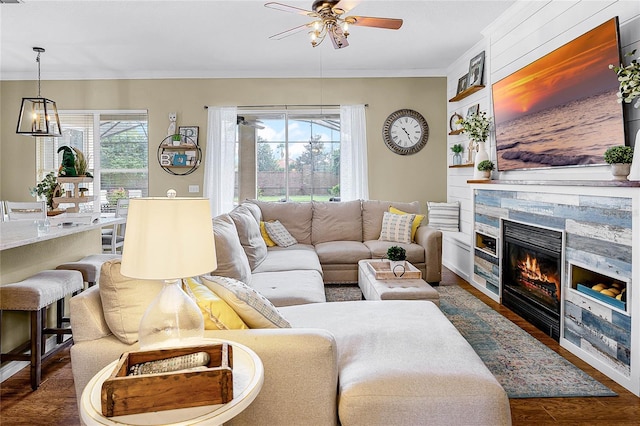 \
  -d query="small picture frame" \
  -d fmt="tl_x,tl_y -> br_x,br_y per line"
179,126 -> 199,146
456,74 -> 469,94
173,154 -> 188,166
467,104 -> 480,118
467,51 -> 485,87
